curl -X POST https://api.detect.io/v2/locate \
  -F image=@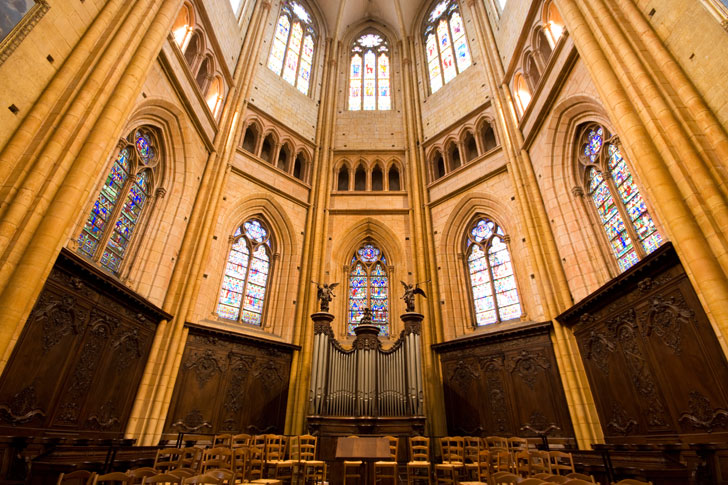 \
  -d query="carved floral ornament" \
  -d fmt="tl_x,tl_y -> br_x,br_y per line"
679,391 -> 728,433
185,349 -> 225,388
507,350 -> 550,390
